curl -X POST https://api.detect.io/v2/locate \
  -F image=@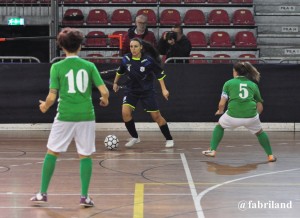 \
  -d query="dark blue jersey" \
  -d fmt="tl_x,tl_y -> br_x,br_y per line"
117,53 -> 166,93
